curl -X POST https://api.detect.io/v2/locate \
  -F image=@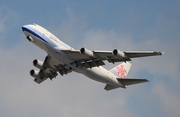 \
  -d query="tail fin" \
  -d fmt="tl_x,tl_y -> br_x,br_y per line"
109,62 -> 131,78
106,62 -> 148,91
